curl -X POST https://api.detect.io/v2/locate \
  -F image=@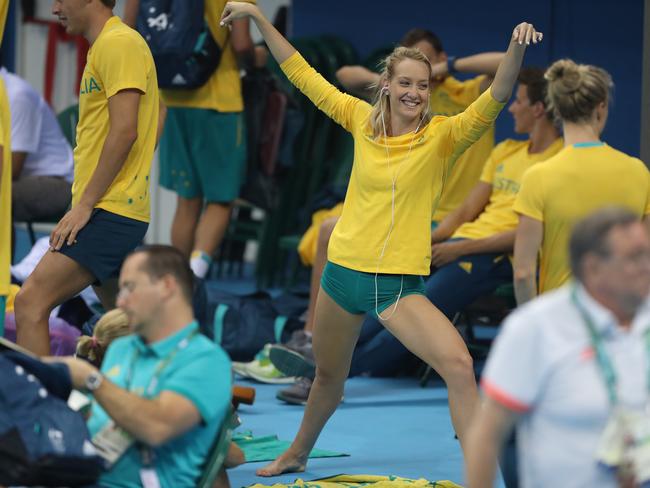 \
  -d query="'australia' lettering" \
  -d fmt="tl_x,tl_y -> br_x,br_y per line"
80,77 -> 102,95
